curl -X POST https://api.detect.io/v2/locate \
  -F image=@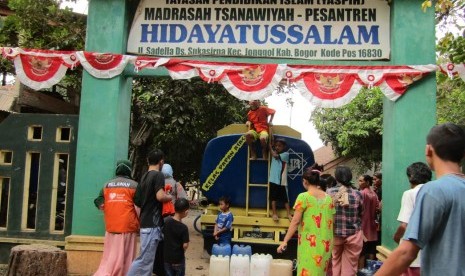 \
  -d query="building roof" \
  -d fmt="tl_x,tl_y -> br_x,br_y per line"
313,143 -> 336,166
313,143 -> 352,173
0,85 -> 18,113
